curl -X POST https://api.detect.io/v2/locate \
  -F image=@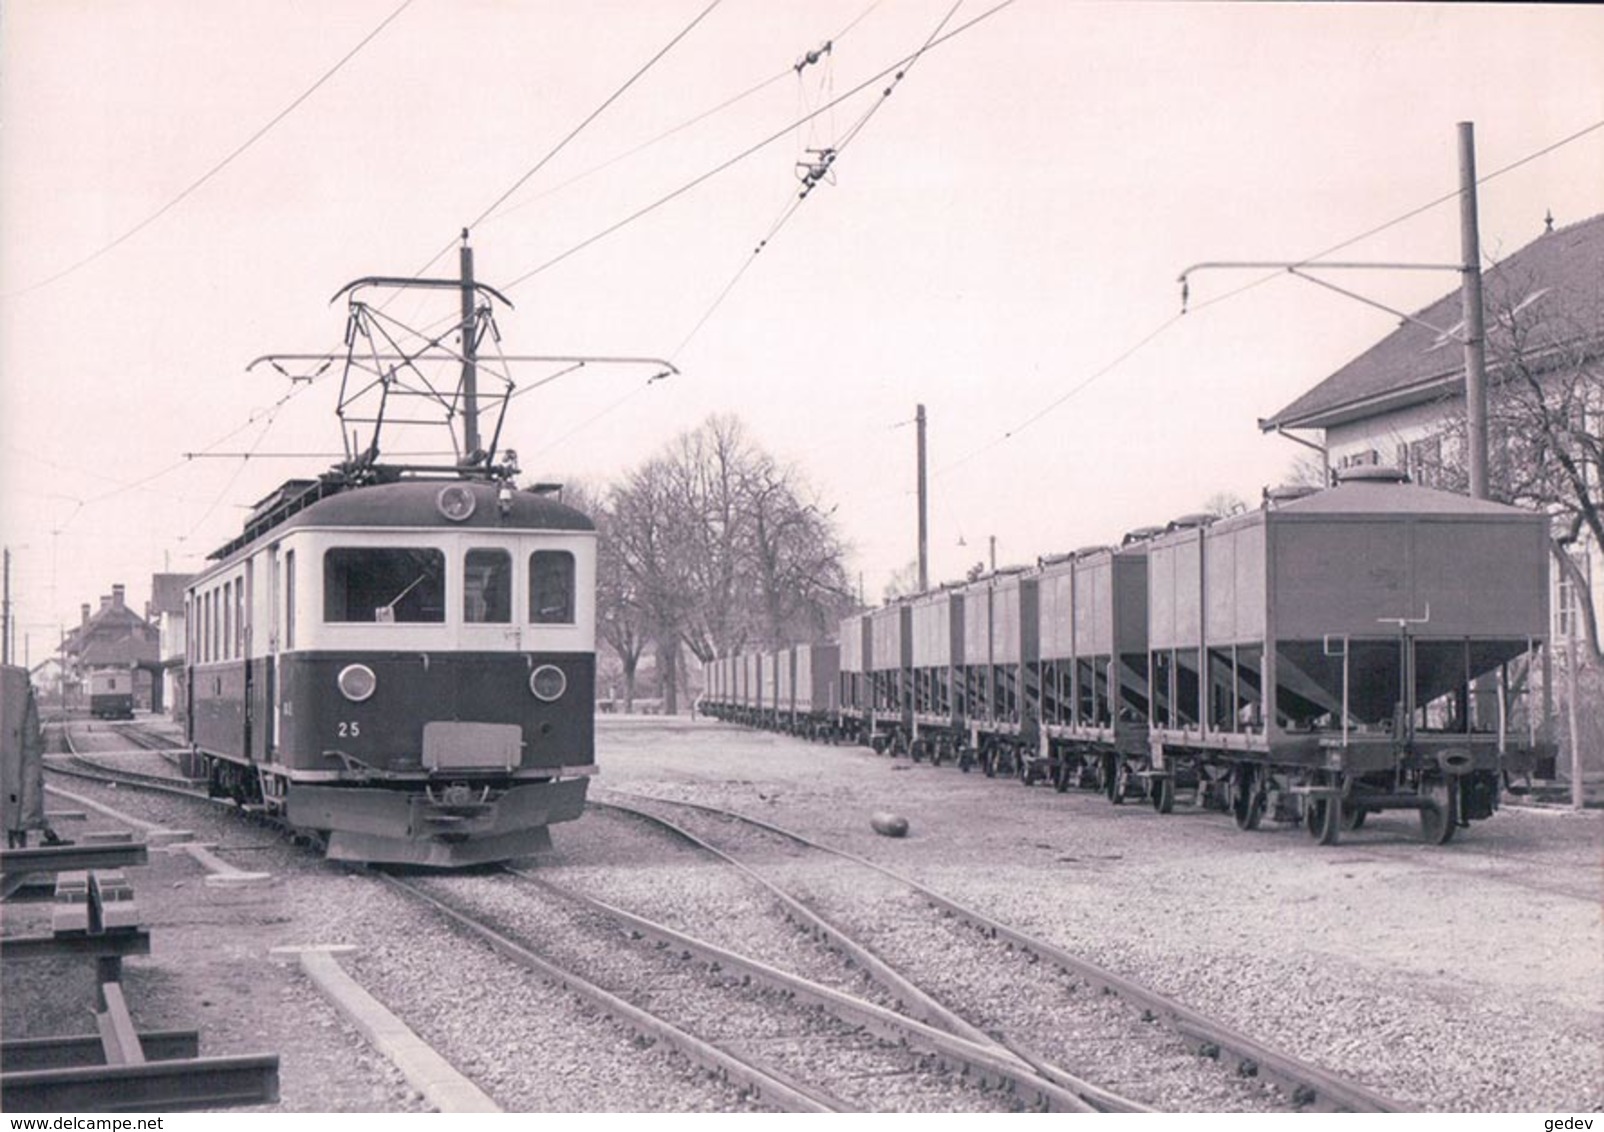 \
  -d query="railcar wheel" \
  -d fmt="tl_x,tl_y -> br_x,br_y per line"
1304,790 -> 1342,846
981,743 -> 997,778
1111,760 -> 1130,806
1053,758 -> 1070,793
1341,806 -> 1369,832
1151,774 -> 1175,814
1231,766 -> 1263,831
1420,778 -> 1458,845
1099,753 -> 1120,803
